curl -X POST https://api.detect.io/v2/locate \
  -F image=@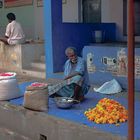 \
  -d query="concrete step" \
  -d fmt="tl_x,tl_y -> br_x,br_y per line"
21,68 -> 46,79
31,62 -> 46,70
40,55 -> 45,62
